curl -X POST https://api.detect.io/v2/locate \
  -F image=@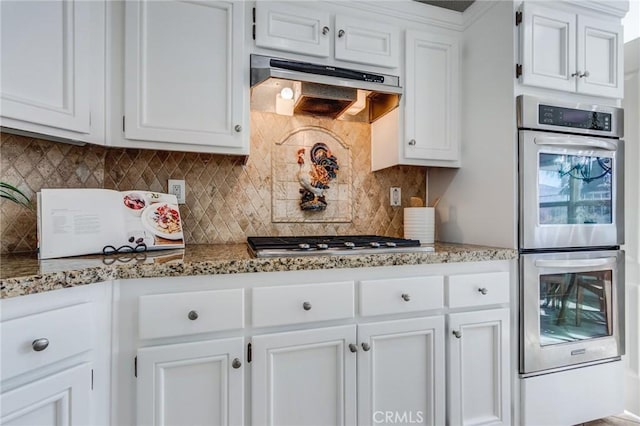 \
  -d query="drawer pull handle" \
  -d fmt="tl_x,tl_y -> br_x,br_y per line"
32,338 -> 50,352
188,310 -> 199,320
302,302 -> 312,311
232,358 -> 242,369
349,343 -> 358,353
361,343 -> 371,351
401,293 -> 411,302
452,330 -> 462,339
478,288 -> 488,295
